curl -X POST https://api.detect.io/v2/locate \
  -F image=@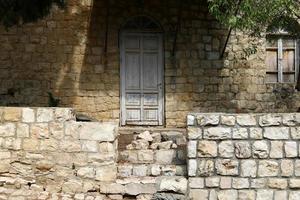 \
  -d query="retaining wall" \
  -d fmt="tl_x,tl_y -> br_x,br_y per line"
187,113 -> 300,200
